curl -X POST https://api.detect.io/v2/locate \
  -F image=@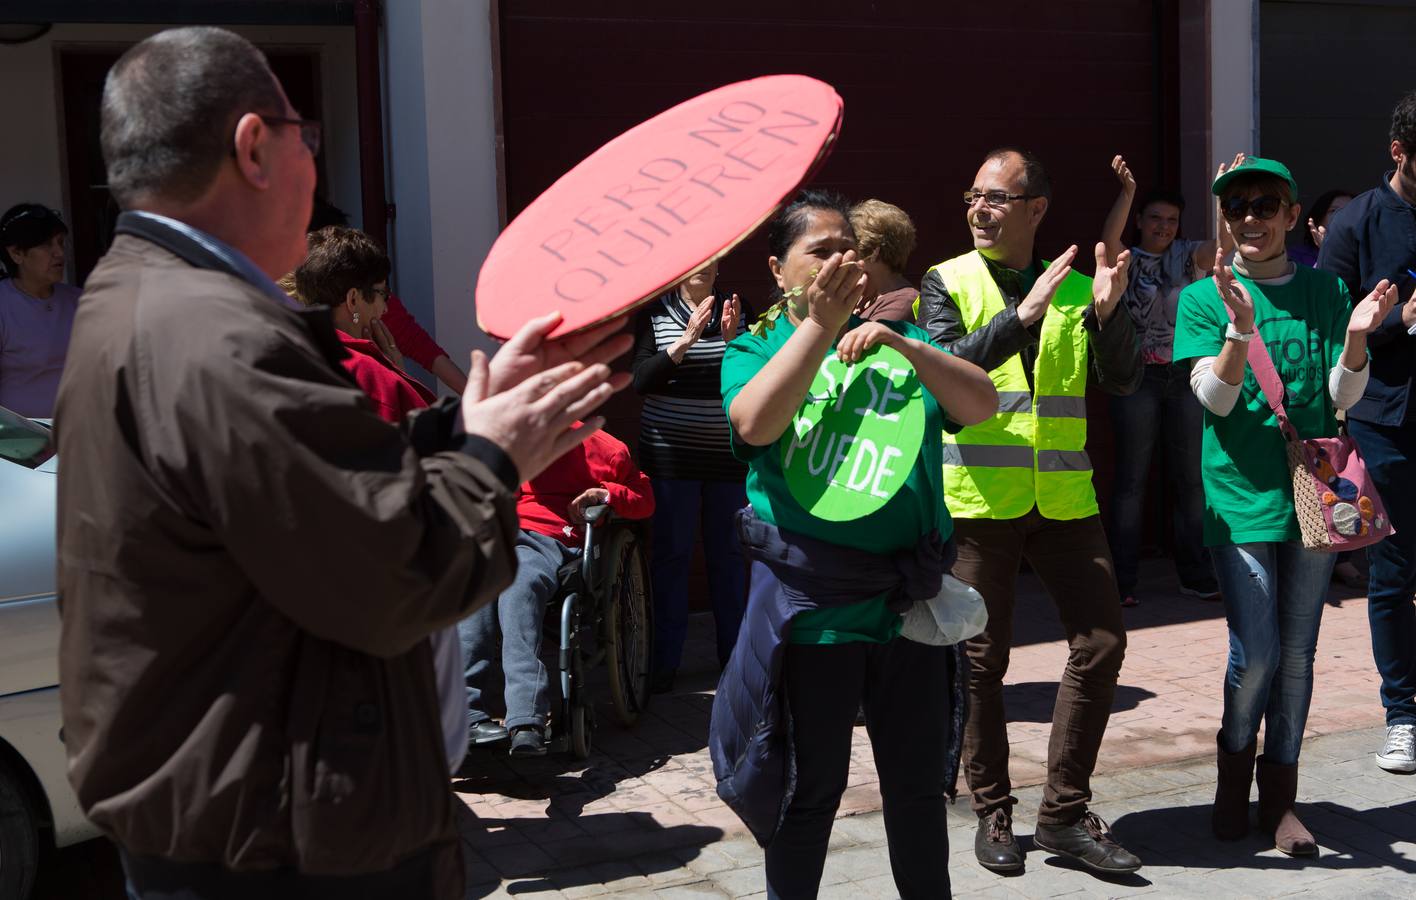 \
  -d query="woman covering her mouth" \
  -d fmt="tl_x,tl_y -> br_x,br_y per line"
1172,157 -> 1398,857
